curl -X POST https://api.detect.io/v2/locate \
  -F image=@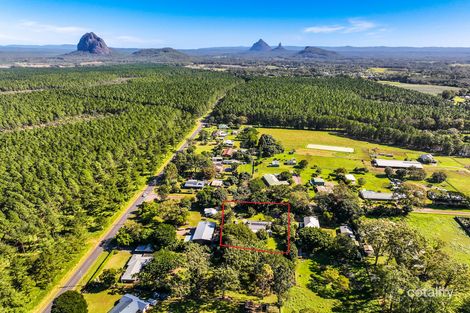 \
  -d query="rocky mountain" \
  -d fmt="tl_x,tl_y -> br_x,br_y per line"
76,32 -> 110,55
131,48 -> 191,61
249,39 -> 271,52
272,42 -> 286,52
298,46 -> 337,58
